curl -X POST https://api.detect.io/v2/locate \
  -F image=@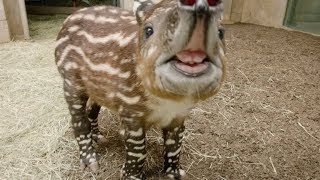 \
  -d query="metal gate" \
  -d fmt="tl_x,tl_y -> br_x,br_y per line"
284,0 -> 320,34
